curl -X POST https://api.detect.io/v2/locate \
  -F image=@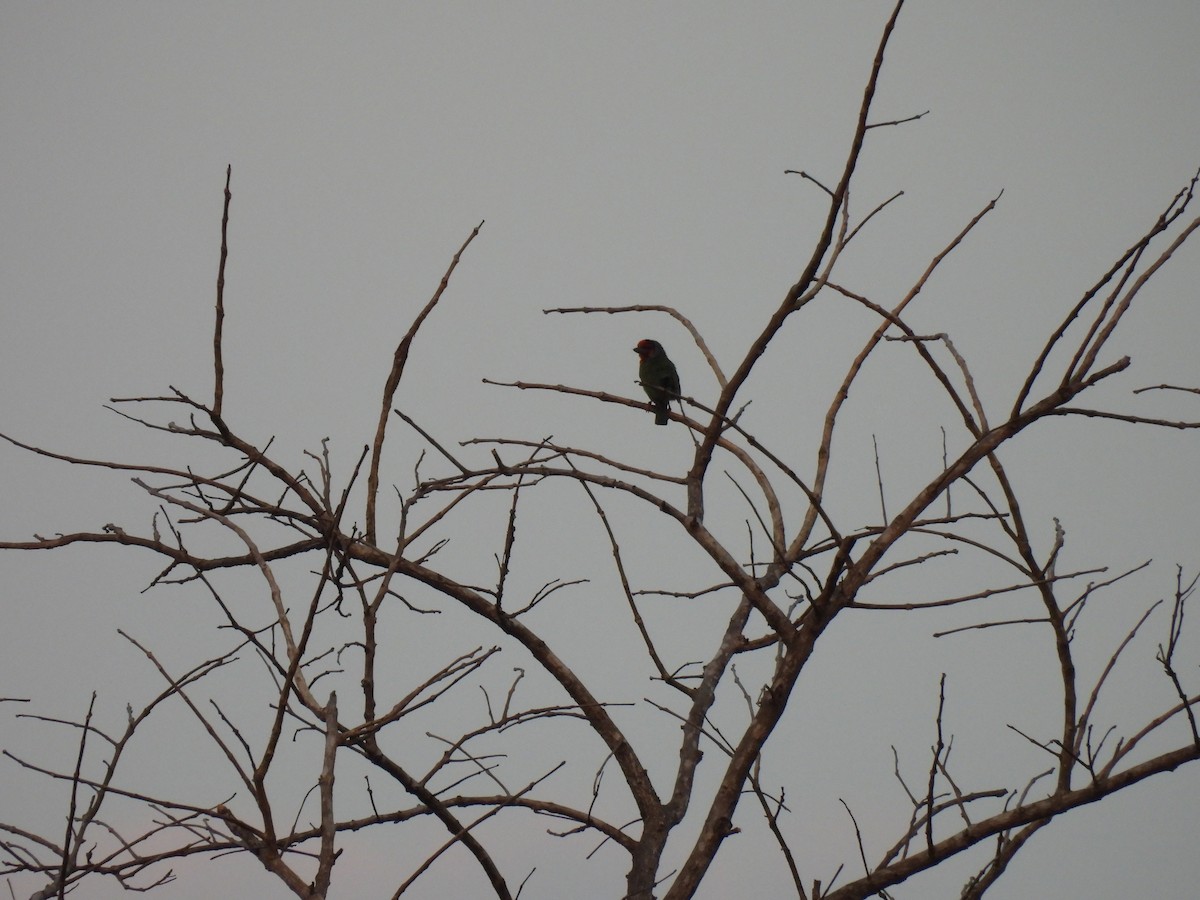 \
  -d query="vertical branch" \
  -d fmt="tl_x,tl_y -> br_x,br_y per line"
359,542 -> 409,724
365,221 -> 483,546
213,164 -> 231,419
751,782 -> 807,900
839,798 -> 871,886
925,674 -> 946,857
57,692 -> 97,900
664,615 -> 819,899
872,434 -> 887,522
313,691 -> 339,898
495,475 -> 524,615
985,469 -> 1080,793
941,427 -> 950,518
1157,567 -> 1200,747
